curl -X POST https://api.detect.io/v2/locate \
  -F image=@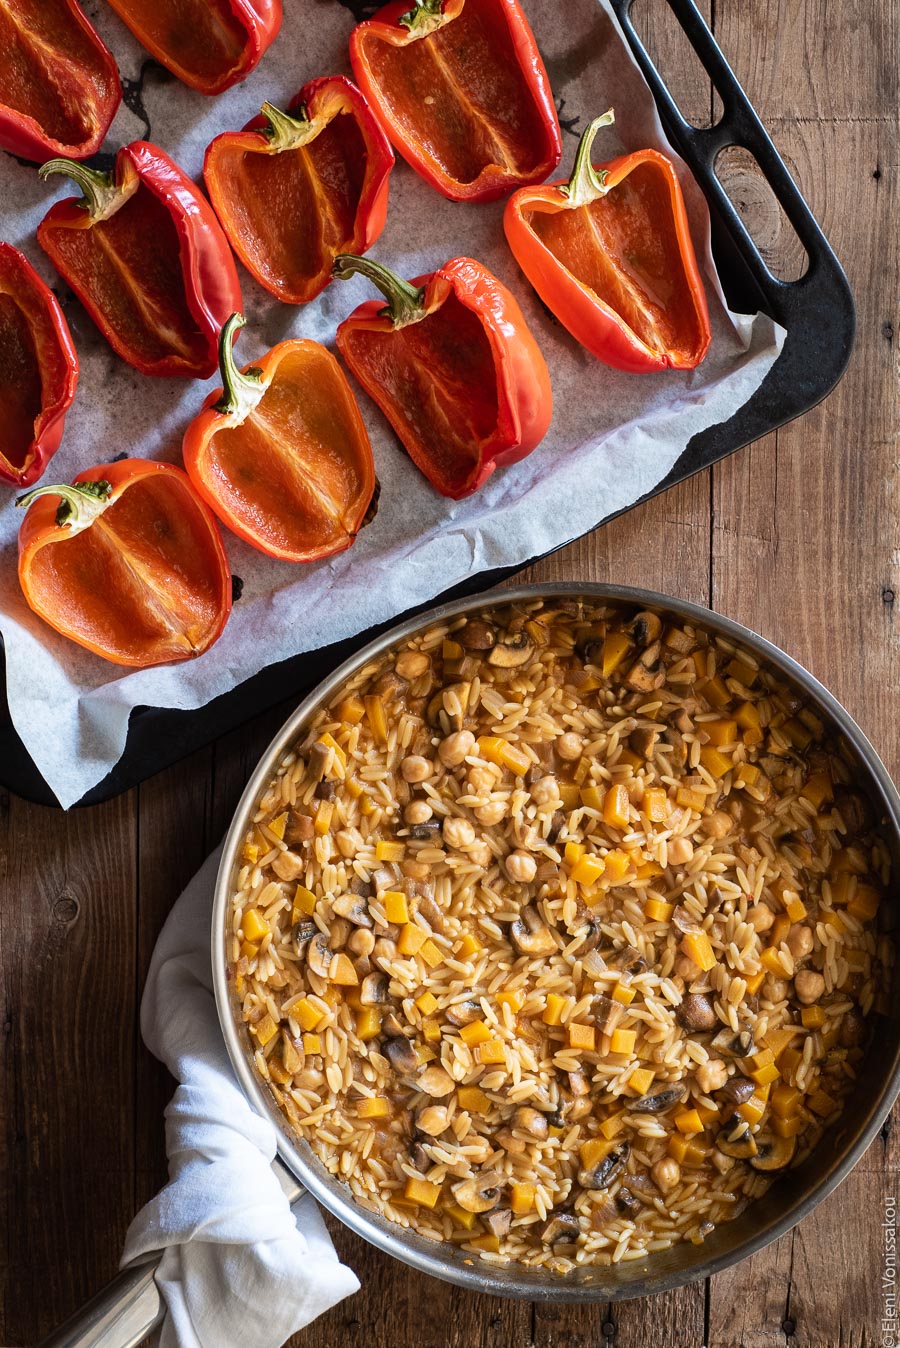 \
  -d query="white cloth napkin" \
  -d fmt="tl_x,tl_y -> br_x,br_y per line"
121,849 -> 360,1348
